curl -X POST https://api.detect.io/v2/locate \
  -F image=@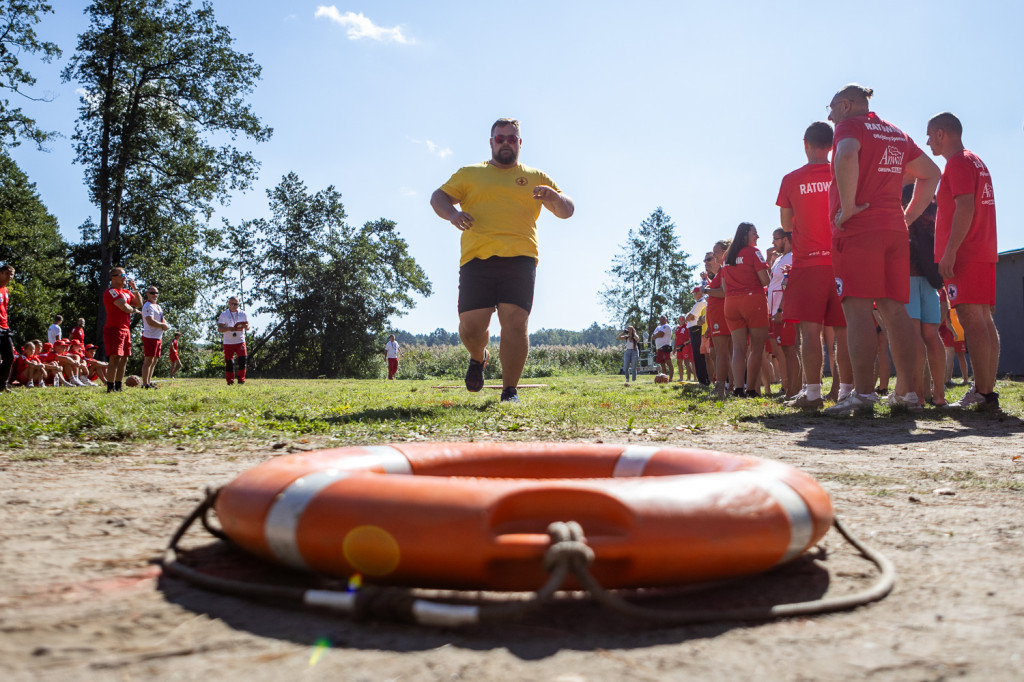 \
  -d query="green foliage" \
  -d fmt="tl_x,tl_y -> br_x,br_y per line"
601,207 -> 698,334
0,151 -> 87,341
246,173 -> 432,378
0,0 -> 62,149
392,344 -> 624,380
62,0 -> 271,337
